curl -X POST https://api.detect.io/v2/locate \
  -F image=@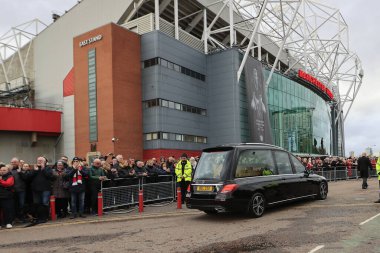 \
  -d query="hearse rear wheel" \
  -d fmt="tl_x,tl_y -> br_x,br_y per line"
247,192 -> 266,218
